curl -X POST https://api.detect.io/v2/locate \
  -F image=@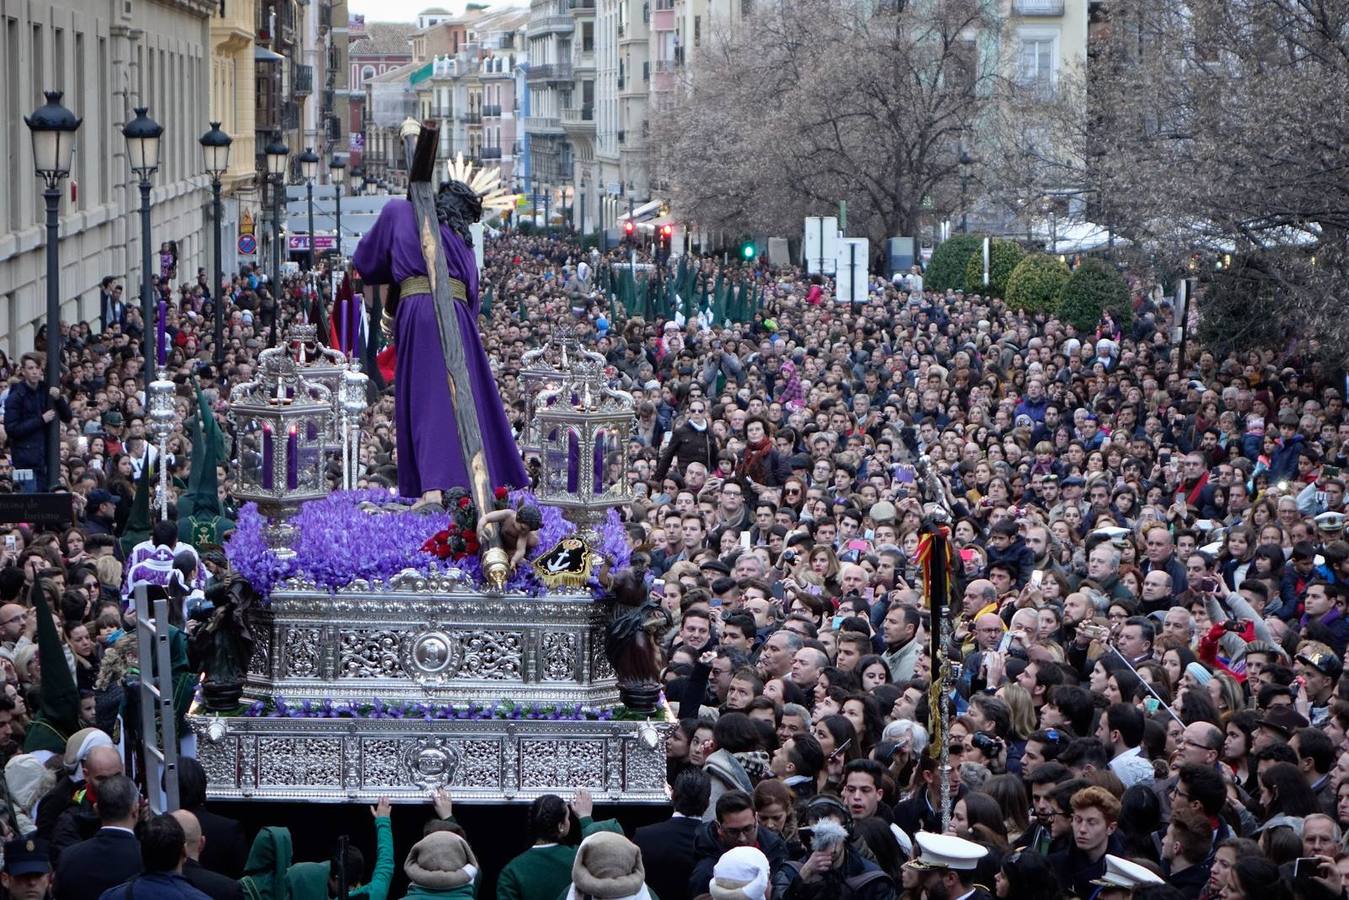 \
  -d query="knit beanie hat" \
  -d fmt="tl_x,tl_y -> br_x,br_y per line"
708,846 -> 770,900
403,831 -> 478,890
1185,661 -> 1213,687
570,831 -> 645,899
